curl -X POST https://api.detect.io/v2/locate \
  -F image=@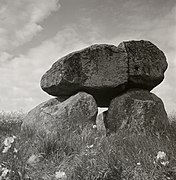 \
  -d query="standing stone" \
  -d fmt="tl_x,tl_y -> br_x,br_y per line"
40,40 -> 167,107
21,92 -> 98,138
105,89 -> 169,135
96,111 -> 108,135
